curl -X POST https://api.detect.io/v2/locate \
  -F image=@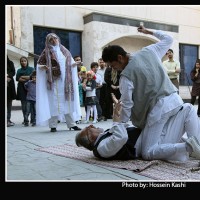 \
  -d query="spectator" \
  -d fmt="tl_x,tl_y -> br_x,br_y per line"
7,56 -> 17,127
97,58 -> 107,120
104,66 -> 121,119
24,70 -> 37,126
82,71 -> 98,124
190,59 -> 200,117
90,62 -> 103,121
163,49 -> 181,93
73,55 -> 83,72
16,56 -> 34,125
